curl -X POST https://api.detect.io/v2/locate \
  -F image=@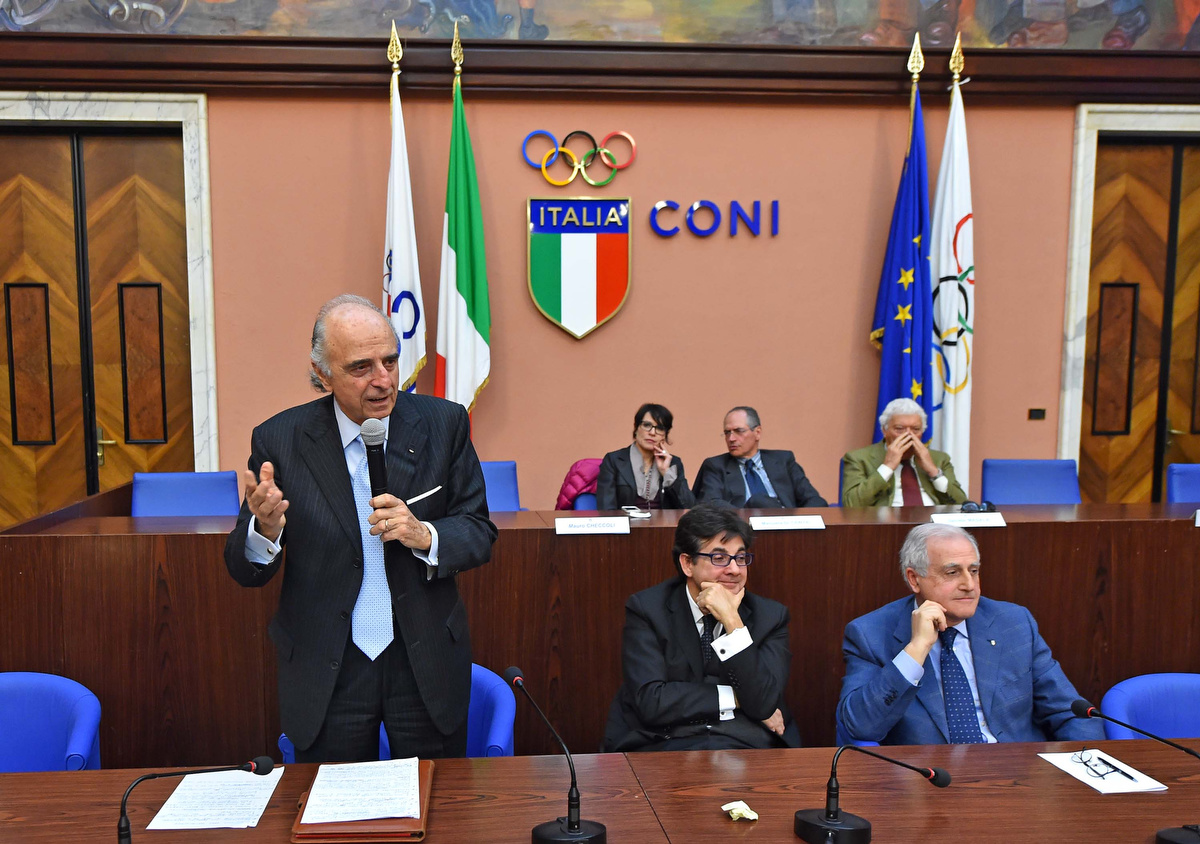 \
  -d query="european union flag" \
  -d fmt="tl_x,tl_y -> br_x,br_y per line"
871,88 -> 933,443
